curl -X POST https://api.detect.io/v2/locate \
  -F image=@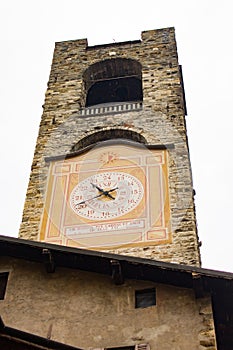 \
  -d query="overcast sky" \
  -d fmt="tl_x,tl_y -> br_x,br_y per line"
0,0 -> 233,272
